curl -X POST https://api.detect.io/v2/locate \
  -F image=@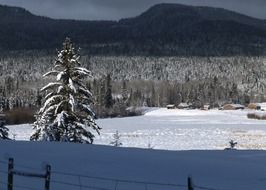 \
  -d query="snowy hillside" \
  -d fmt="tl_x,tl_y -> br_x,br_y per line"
8,108 -> 266,150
